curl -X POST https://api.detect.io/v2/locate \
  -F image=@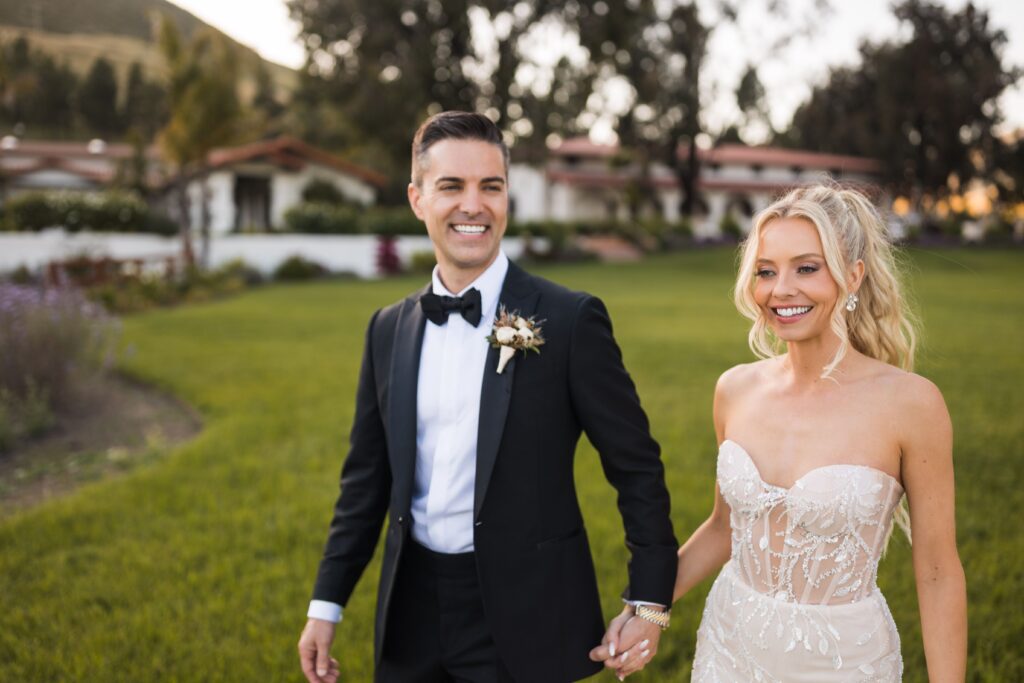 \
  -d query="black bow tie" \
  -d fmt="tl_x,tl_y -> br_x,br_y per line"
419,288 -> 482,327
